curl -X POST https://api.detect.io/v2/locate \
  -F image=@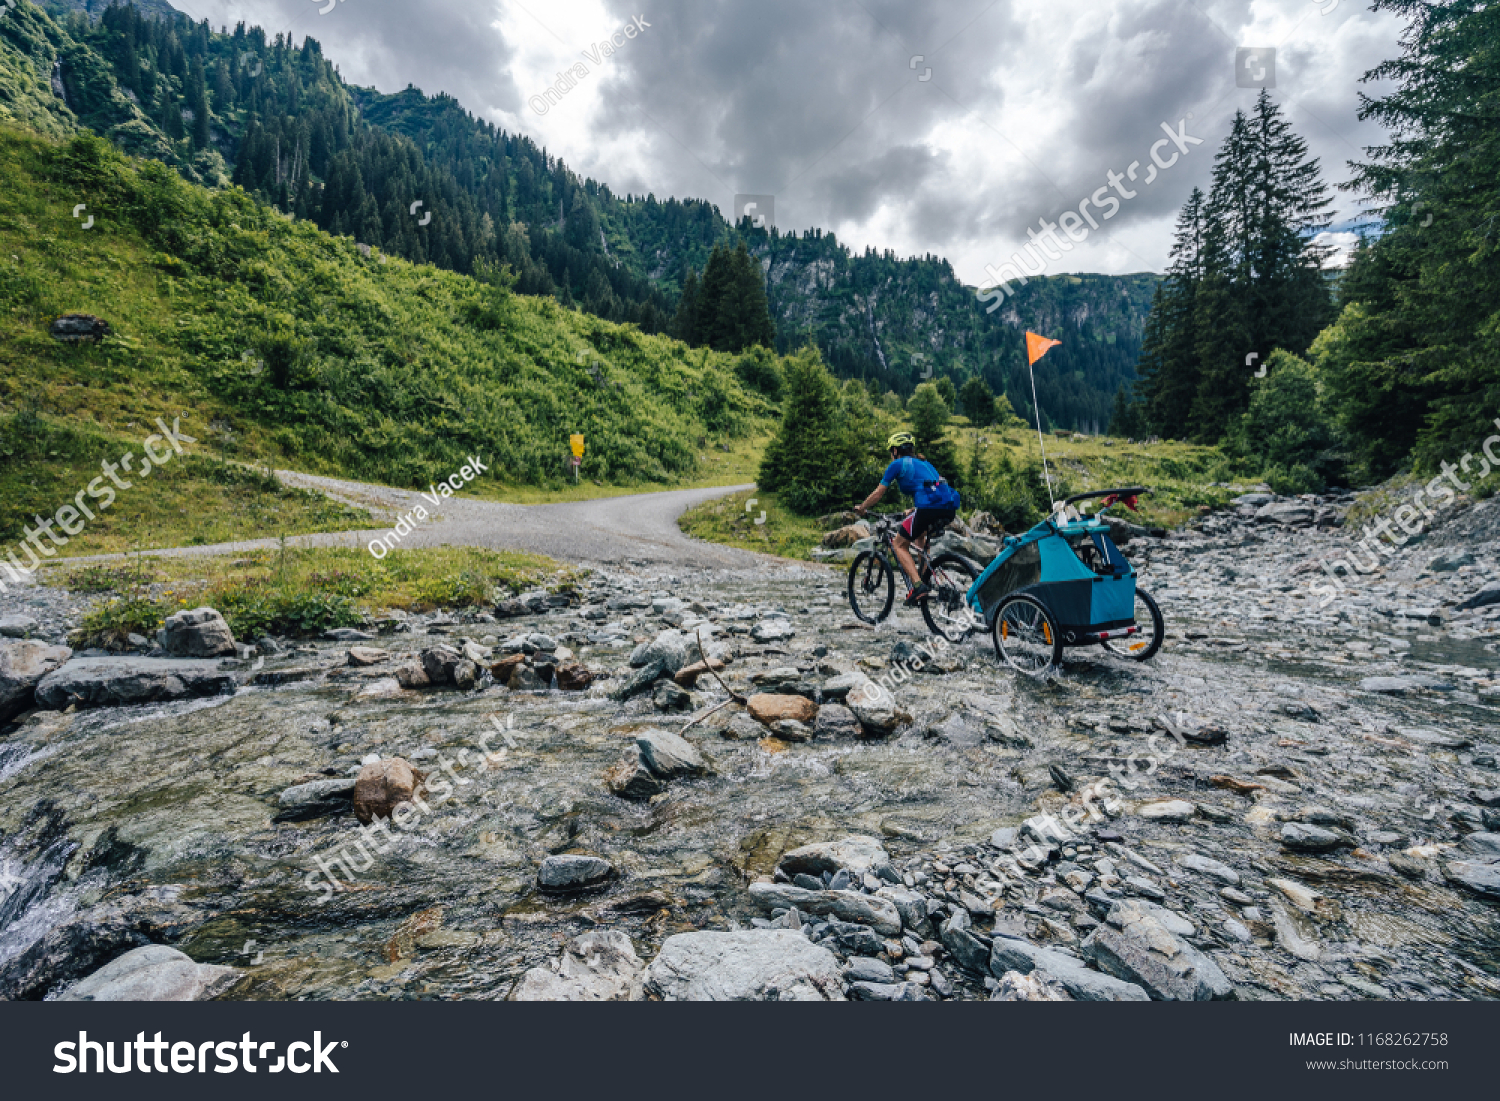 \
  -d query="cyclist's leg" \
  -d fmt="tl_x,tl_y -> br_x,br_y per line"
891,511 -> 921,587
